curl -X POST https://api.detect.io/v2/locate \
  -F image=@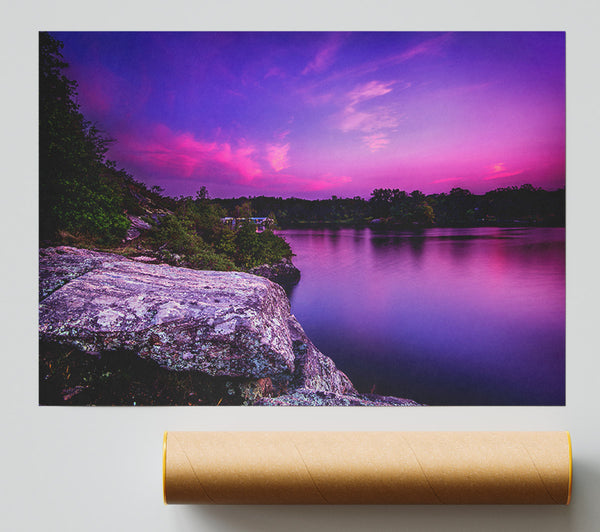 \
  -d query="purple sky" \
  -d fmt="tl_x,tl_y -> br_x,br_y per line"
52,31 -> 565,199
